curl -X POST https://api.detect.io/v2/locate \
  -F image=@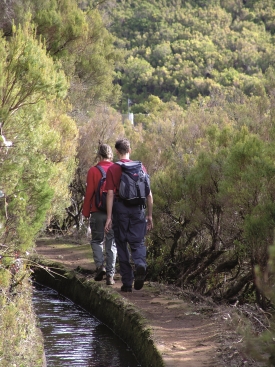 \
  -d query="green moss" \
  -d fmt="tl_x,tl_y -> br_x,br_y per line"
0,276 -> 46,367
